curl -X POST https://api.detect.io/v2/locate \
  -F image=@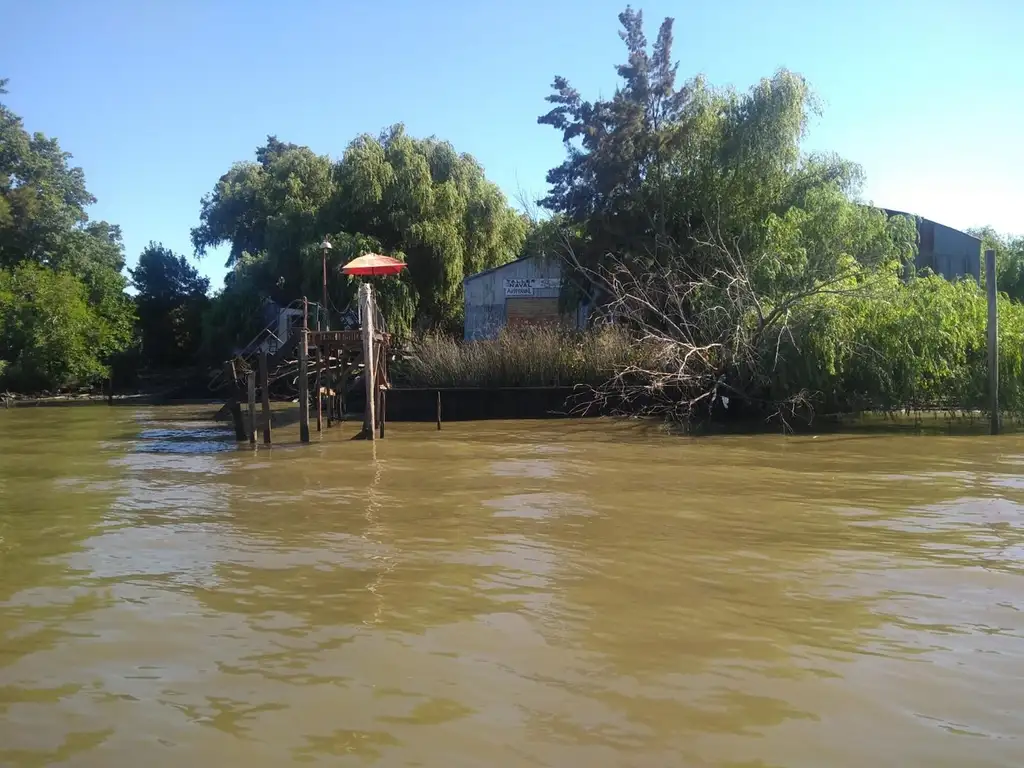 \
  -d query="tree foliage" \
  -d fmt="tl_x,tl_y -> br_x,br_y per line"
970,226 -> 1024,304
192,127 -> 526,344
130,242 -> 209,369
536,7 -> 1022,425
0,80 -> 134,392
0,263 -> 120,391
789,270 -> 1024,417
